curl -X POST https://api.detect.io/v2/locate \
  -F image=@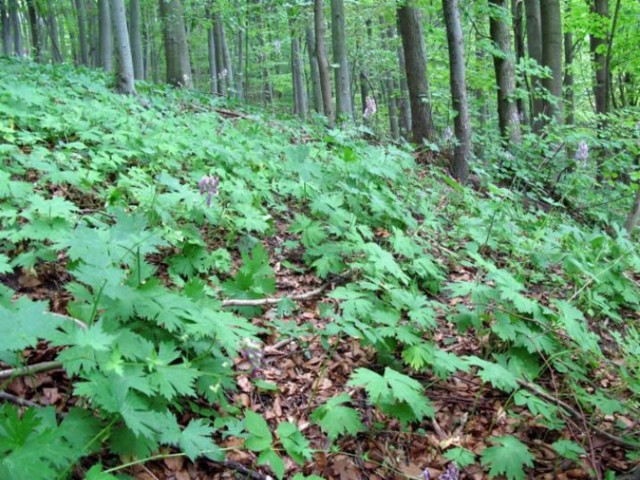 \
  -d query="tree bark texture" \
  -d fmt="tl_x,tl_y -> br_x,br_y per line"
564,29 -> 574,125
75,0 -> 89,65
1,0 -> 10,56
397,3 -> 435,145
98,0 -> 113,71
314,0 -> 334,126
489,0 -> 521,146
305,25 -> 323,113
524,0 -> 543,130
590,0 -> 609,116
26,0 -> 41,61
291,33 -> 307,120
110,0 -> 136,94
443,0 -> 471,183
129,0 -> 144,79
540,0 -> 563,124
331,0 -> 352,120
511,0 -> 527,124
159,0 -> 192,88
8,0 -> 20,56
